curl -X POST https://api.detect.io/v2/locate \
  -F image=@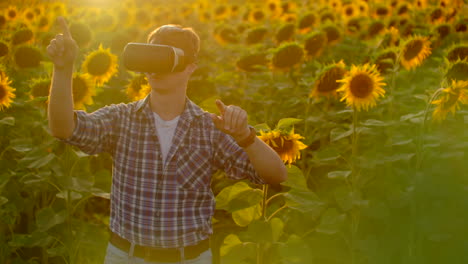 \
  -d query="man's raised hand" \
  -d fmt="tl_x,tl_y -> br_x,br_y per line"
210,99 -> 250,142
46,16 -> 78,70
